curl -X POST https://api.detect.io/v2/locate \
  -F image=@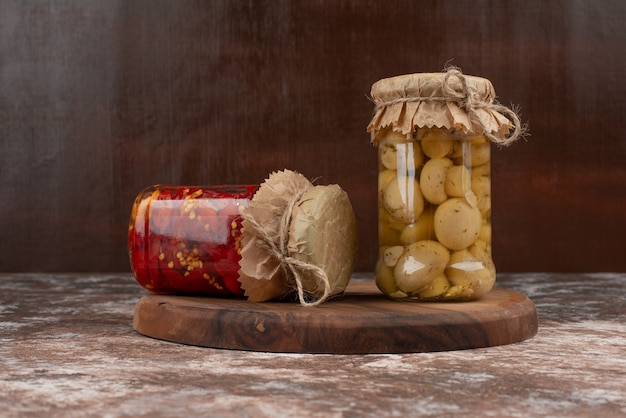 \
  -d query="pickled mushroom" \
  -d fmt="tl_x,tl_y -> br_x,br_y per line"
378,209 -> 402,247
471,175 -> 491,216
400,207 -> 436,244
445,244 -> 496,299
378,170 -> 396,196
471,163 -> 491,179
393,240 -> 450,293
449,140 -> 465,159
383,246 -> 405,267
378,131 -> 424,173
383,176 -> 424,224
445,164 -> 472,198
434,197 -> 482,250
375,258 -> 400,296
478,221 -> 492,244
470,134 -> 489,145
419,158 -> 453,205
470,142 -> 491,167
378,130 -> 407,170
420,128 -> 454,159
417,274 -> 451,298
